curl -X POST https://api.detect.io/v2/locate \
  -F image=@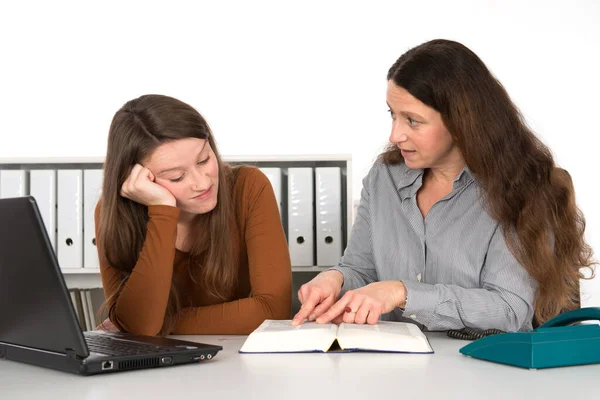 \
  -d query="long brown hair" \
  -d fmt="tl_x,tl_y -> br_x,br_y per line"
99,94 -> 236,335
382,39 -> 595,324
